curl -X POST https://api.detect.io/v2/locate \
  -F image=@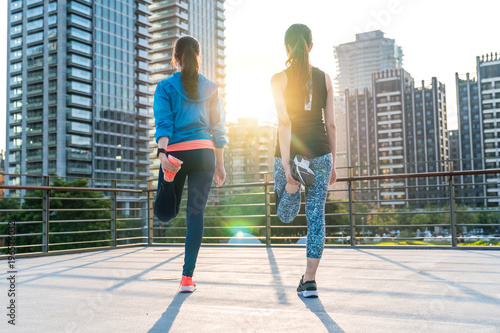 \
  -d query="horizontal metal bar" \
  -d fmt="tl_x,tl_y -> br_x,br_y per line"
49,208 -> 110,212
116,198 -> 148,201
345,224 -> 452,228
456,224 -> 500,227
0,209 -> 43,212
455,210 -> 500,213
117,227 -> 143,231
205,203 -> 266,208
352,184 -> 446,191
164,215 -> 266,220
0,220 -> 43,225
49,229 -> 110,235
0,185 -> 142,193
117,218 -> 143,221
353,197 -> 450,203
49,219 -> 111,223
116,237 -> 147,241
0,196 -> 43,200
0,243 -> 43,249
0,232 -> 43,237
152,236 -> 266,240
152,226 -> 266,230
117,208 -> 142,211
49,239 -> 111,246
270,224 -> 452,229
354,211 -> 449,216
343,168 -> 500,182
52,197 -> 110,201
